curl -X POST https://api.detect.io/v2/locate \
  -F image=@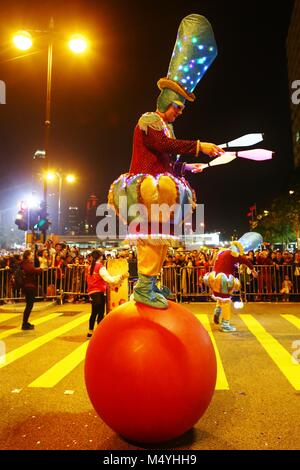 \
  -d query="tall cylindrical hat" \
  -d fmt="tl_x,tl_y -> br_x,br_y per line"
230,232 -> 263,257
157,14 -> 218,112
